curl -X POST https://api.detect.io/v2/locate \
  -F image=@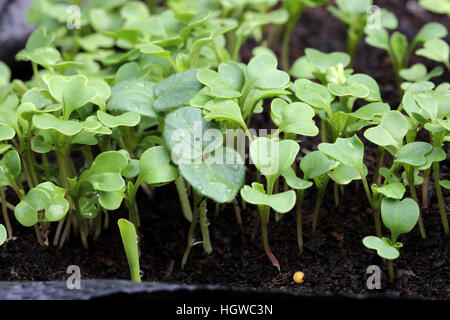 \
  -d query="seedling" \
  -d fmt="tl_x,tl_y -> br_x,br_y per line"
118,218 -> 141,282
363,197 -> 419,282
274,0 -> 330,70
328,0 -> 397,60
0,223 -> 6,246
365,20 -> 447,94
416,39 -> 450,72
241,137 -> 306,269
163,106 -> 245,268
419,0 -> 450,16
